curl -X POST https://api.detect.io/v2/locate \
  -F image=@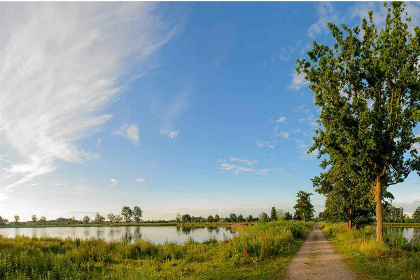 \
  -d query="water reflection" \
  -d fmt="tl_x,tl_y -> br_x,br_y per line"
0,225 -> 236,244
384,227 -> 419,240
